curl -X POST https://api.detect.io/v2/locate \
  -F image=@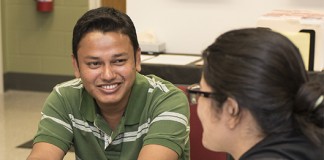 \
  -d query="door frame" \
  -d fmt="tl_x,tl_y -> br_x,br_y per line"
89,0 -> 101,9
0,0 -> 4,93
